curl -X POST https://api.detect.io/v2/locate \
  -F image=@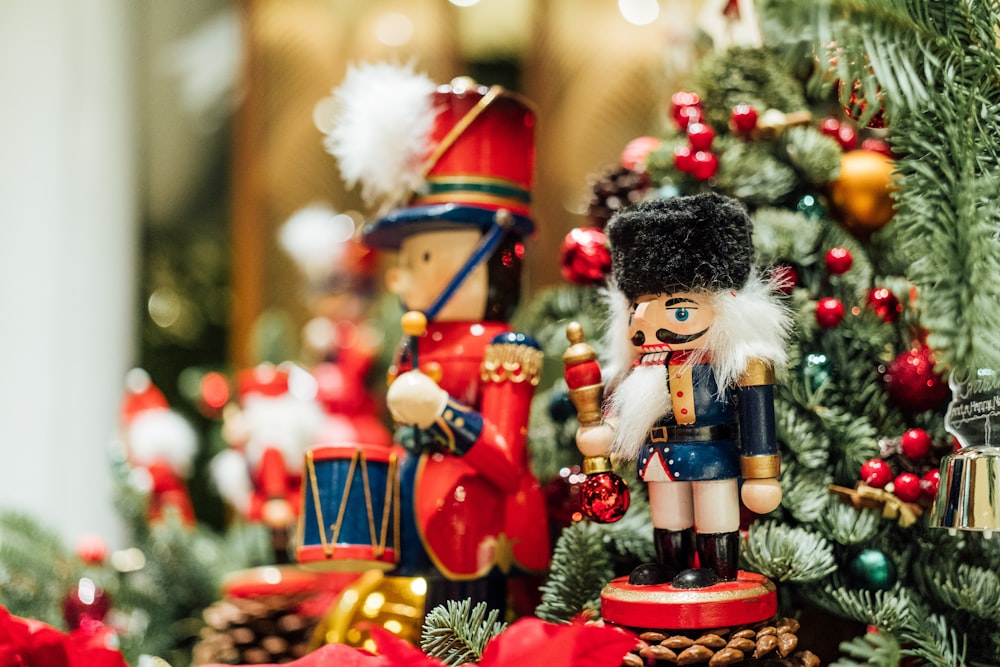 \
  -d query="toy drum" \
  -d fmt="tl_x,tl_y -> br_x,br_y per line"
296,445 -> 399,572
